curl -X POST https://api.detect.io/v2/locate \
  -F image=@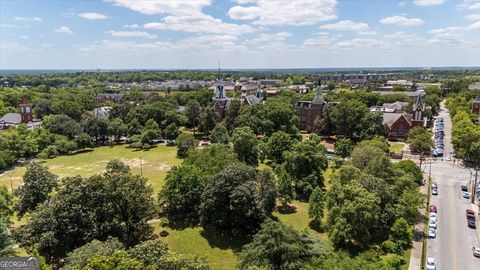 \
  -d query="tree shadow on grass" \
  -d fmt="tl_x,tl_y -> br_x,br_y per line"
199,229 -> 250,252
277,204 -> 297,214
167,216 -> 199,230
